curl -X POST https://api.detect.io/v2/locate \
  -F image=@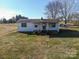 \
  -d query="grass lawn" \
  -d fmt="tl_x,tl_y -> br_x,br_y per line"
0,24 -> 79,59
